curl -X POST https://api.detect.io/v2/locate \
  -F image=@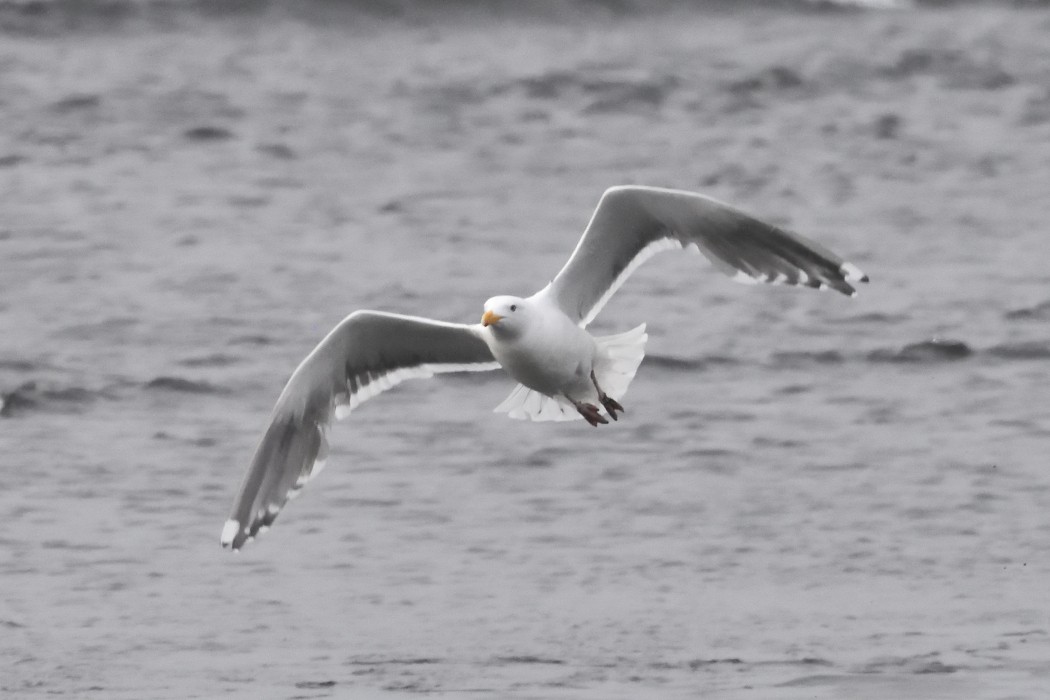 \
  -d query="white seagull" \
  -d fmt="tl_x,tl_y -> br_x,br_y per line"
221,186 -> 867,550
